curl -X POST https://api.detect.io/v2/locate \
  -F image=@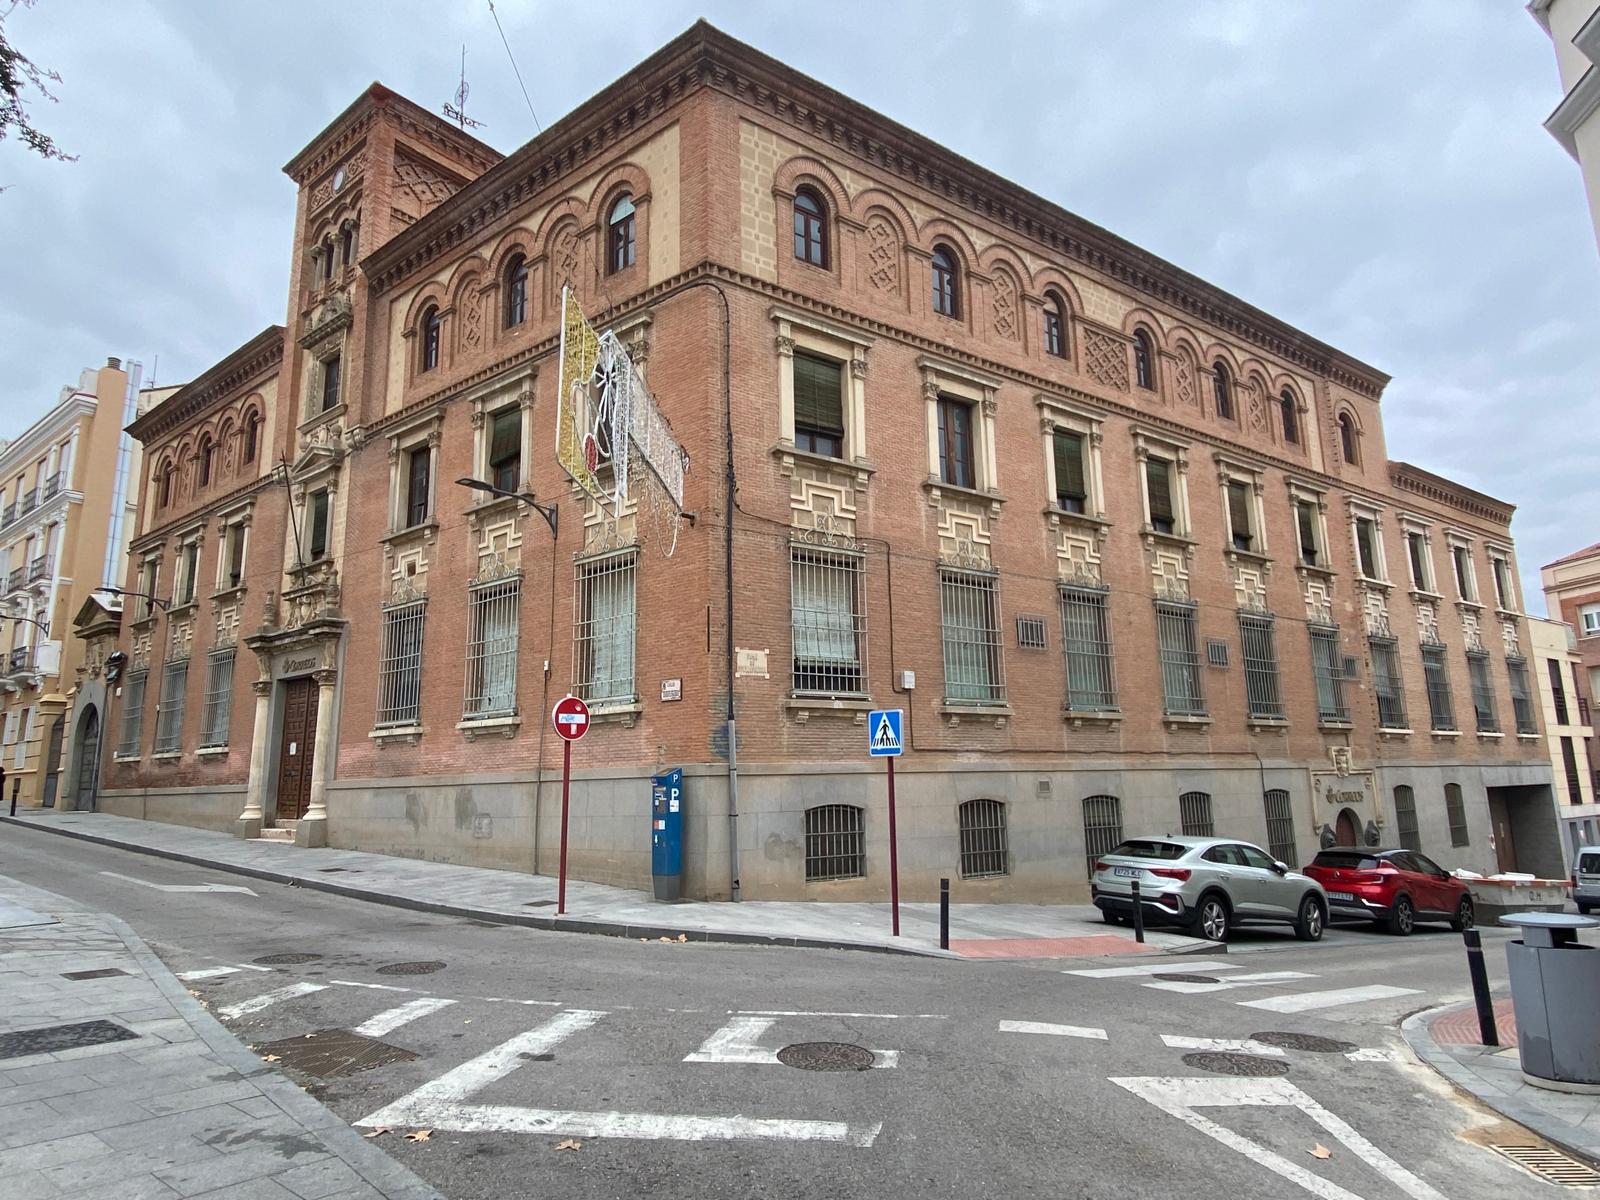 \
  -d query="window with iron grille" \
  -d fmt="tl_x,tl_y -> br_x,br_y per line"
1370,637 -> 1407,729
376,600 -> 426,727
1467,651 -> 1498,733
1445,783 -> 1469,847
1309,626 -> 1347,722
804,804 -> 864,882
1562,737 -> 1584,804
1155,601 -> 1204,716
1081,794 -> 1123,879
1548,658 -> 1571,725
1507,657 -> 1536,735
1238,614 -> 1283,719
793,352 -> 845,459
940,569 -> 1005,705
199,649 -> 234,749
1179,791 -> 1214,837
1016,615 -> 1047,651
1263,789 -> 1296,866
1059,585 -> 1116,712
790,548 -> 865,697
1206,639 -> 1230,668
117,670 -> 147,757
1393,785 -> 1421,852
575,551 -> 637,706
958,799 -> 1008,879
1422,644 -> 1456,731
154,658 -> 188,754
464,577 -> 520,718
